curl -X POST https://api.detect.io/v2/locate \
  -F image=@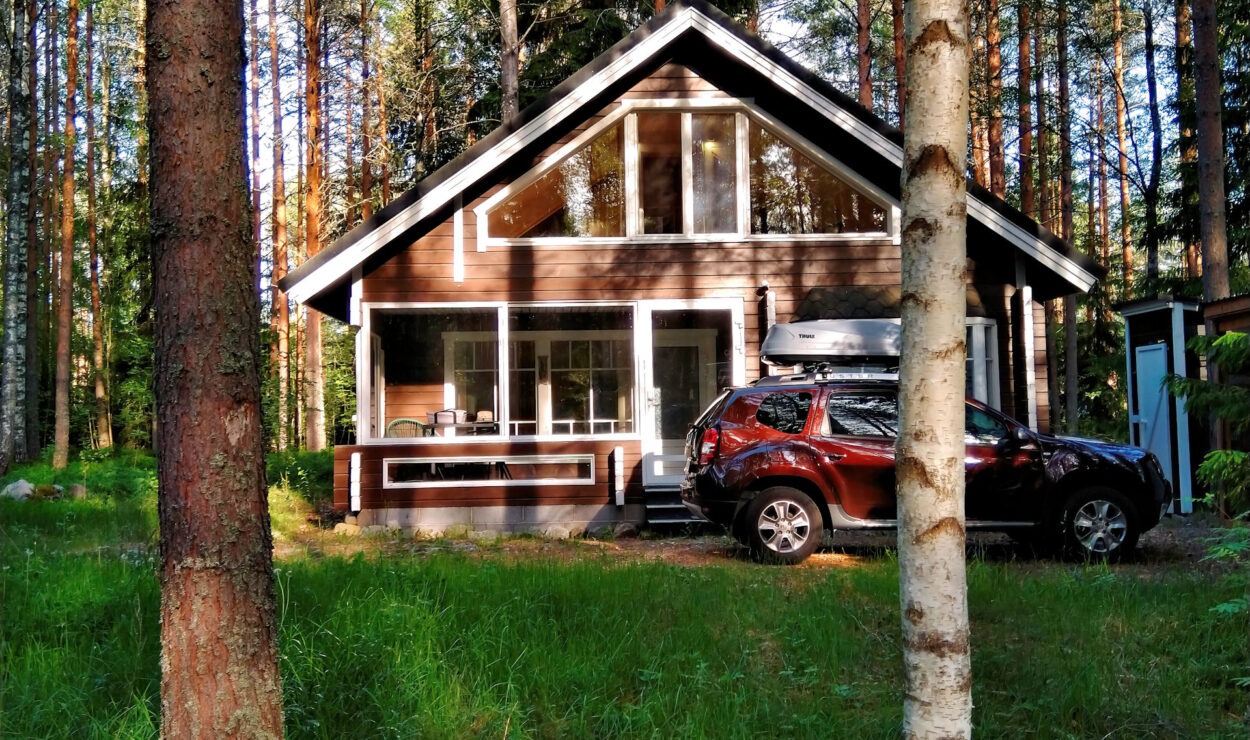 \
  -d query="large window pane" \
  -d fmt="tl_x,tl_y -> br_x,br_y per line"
638,112 -> 683,234
374,308 -> 499,437
487,123 -> 625,238
691,113 -> 737,233
749,123 -> 886,234
508,307 -> 635,436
